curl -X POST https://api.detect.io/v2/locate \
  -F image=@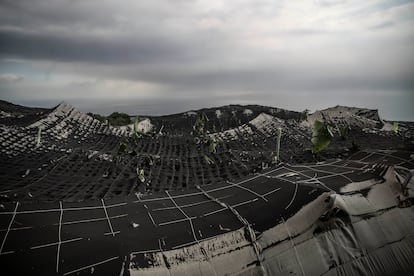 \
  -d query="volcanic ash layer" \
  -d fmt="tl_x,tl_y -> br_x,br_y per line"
127,166 -> 414,275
